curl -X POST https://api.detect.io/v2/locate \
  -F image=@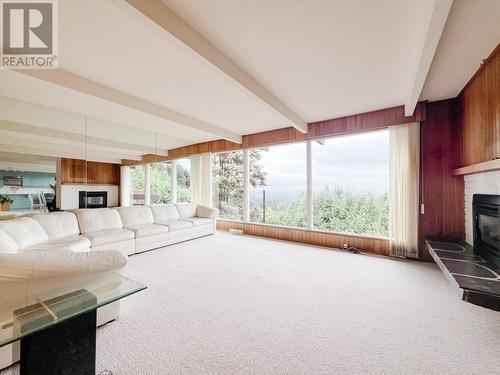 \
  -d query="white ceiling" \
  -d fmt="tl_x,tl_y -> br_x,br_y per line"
161,0 -> 428,122
421,0 -> 500,101
0,0 -> 498,164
